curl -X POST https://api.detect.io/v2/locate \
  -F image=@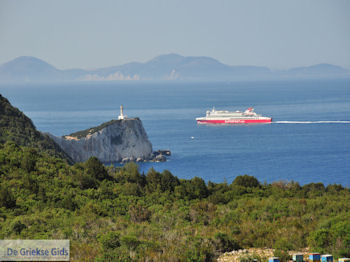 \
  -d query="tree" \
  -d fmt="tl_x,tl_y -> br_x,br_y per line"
160,170 -> 180,192
190,177 -> 209,199
0,186 -> 16,208
146,168 -> 161,193
212,232 -> 241,254
85,157 -> 109,181
21,149 -> 37,172
98,231 -> 121,250
233,175 -> 260,188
